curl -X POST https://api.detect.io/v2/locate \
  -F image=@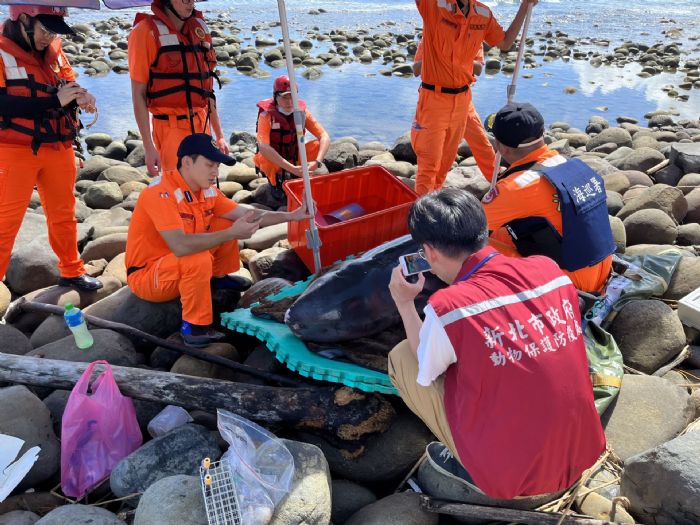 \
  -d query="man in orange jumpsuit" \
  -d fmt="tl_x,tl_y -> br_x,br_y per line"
483,103 -> 614,293
254,75 -> 331,200
412,0 -> 538,196
0,5 -> 102,291
126,134 -> 309,347
128,0 -> 228,176
413,40 -> 496,180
